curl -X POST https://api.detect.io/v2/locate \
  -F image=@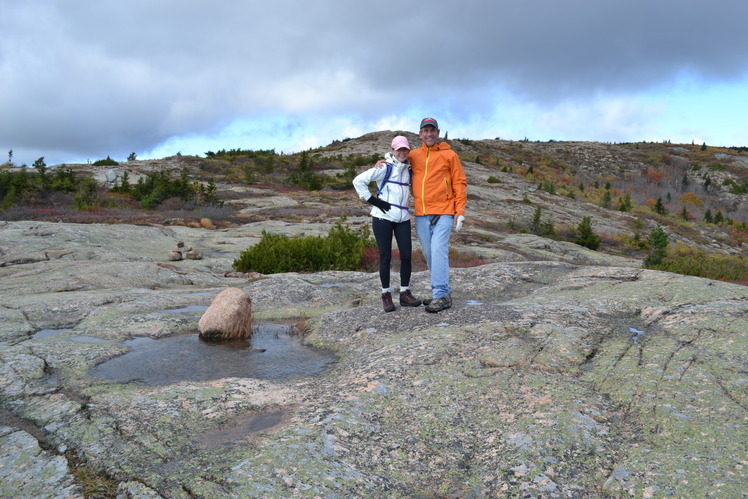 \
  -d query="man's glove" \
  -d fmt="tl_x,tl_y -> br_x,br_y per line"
454,215 -> 465,232
367,196 -> 391,212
